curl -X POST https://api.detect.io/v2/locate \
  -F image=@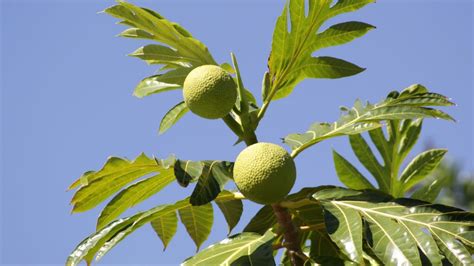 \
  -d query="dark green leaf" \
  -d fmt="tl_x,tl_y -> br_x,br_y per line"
244,205 -> 277,235
190,161 -> 233,206
320,201 -> 363,263
174,159 -> 203,187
